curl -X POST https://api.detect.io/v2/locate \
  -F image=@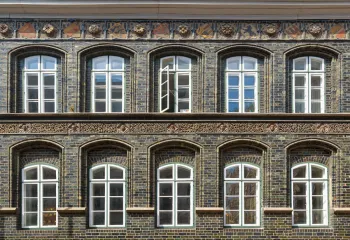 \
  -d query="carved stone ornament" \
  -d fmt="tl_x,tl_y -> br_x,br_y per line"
0,23 -> 9,34
264,24 -> 278,36
178,25 -> 190,37
88,24 -> 101,35
220,24 -> 234,37
134,24 -> 146,36
308,24 -> 323,36
42,24 -> 55,35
